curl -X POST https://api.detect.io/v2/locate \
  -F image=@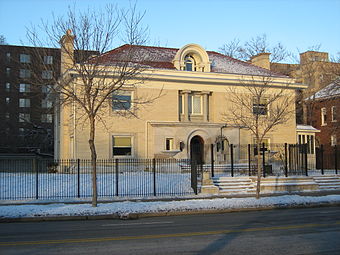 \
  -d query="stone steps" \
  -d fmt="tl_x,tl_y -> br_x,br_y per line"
313,176 -> 340,190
